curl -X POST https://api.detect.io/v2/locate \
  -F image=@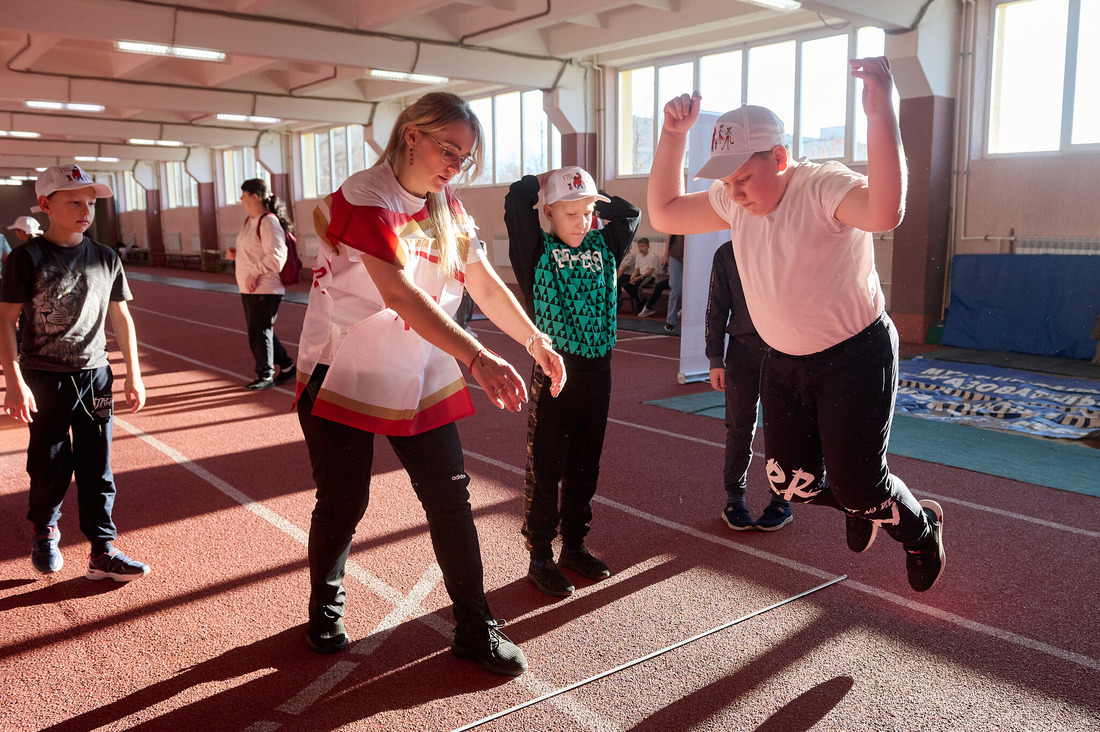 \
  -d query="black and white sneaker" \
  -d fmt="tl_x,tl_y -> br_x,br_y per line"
905,500 -> 945,592
274,364 -> 297,385
86,547 -> 150,582
246,377 -> 275,390
451,620 -> 528,677
527,559 -> 574,597
559,547 -> 610,579
31,526 -> 63,574
846,514 -> 879,553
